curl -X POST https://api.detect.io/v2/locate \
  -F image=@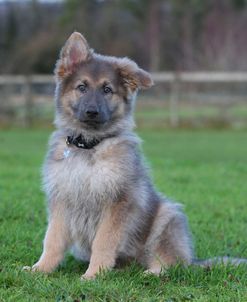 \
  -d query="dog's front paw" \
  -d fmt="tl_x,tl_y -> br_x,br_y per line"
22,263 -> 51,273
80,272 -> 97,281
22,265 -> 33,271
22,264 -> 40,272
143,268 -> 162,276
